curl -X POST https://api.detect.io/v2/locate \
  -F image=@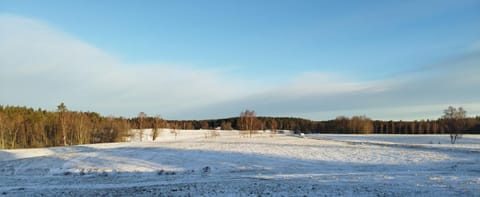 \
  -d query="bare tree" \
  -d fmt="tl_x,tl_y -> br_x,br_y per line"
57,102 -> 69,146
269,118 -> 278,137
170,123 -> 178,140
9,114 -> 24,149
76,113 -> 91,144
349,115 -> 373,134
220,121 -> 232,130
442,106 -> 467,144
138,112 -> 146,142
239,110 -> 258,138
152,115 -> 163,141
